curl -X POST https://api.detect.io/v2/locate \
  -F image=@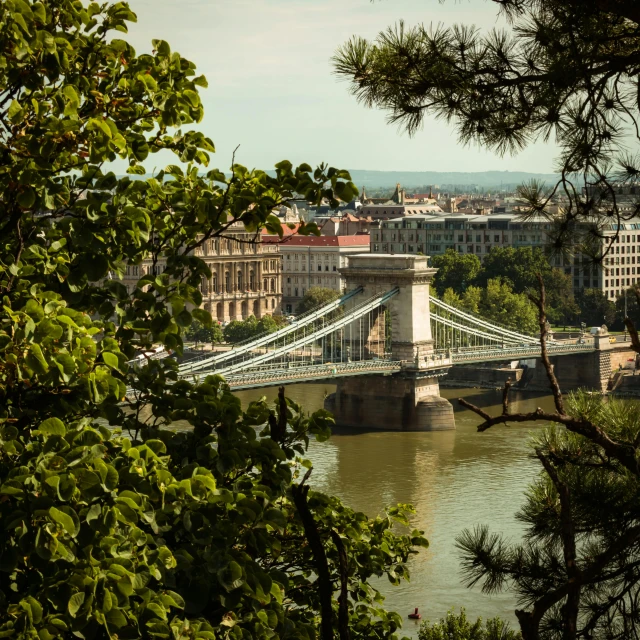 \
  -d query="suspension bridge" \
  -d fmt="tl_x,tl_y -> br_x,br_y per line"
177,268 -> 593,390
169,254 -> 605,431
